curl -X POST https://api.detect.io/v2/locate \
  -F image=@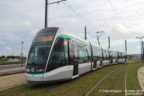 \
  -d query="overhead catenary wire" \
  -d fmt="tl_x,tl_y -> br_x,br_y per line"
63,3 -> 98,31
63,2 -> 118,38
106,0 -> 132,39
63,3 -> 111,46
107,0 -> 123,23
63,1 -> 133,43
107,0 -> 142,36
57,1 -> 141,39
